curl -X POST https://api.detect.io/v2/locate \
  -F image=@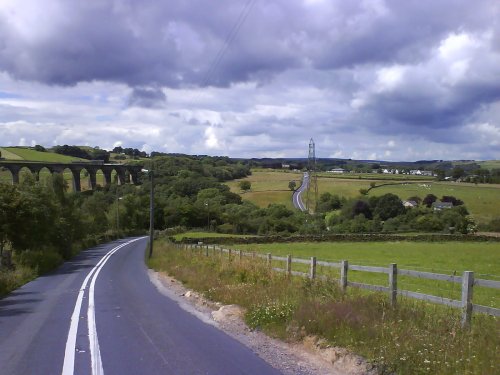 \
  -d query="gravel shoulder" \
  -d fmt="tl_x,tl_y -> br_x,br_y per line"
148,269 -> 377,375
